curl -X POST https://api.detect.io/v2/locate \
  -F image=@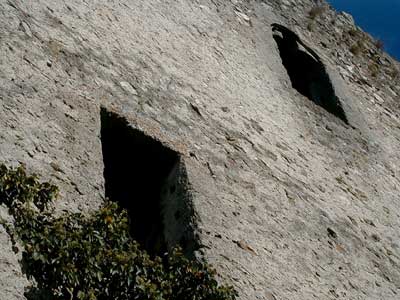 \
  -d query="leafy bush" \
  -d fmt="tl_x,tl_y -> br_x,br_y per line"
0,164 -> 237,300
0,164 -> 58,212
